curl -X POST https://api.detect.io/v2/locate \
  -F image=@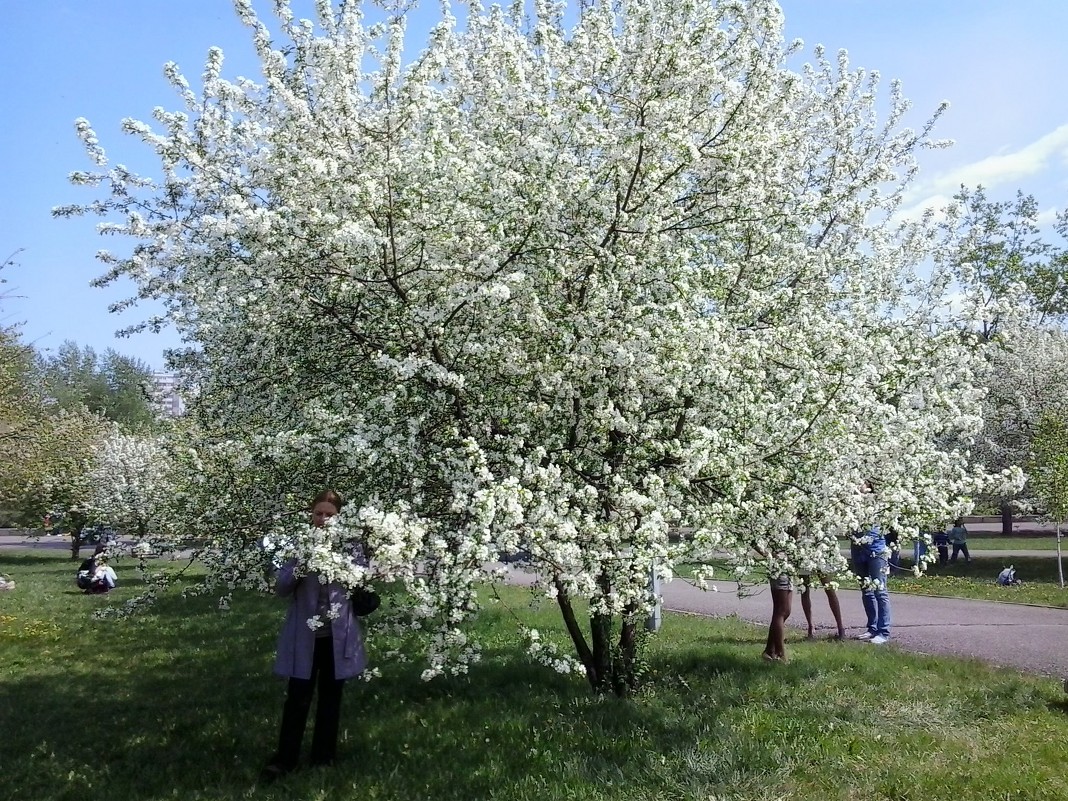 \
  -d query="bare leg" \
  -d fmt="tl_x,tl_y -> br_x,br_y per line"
824,586 -> 845,639
763,587 -> 793,660
801,576 -> 815,638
